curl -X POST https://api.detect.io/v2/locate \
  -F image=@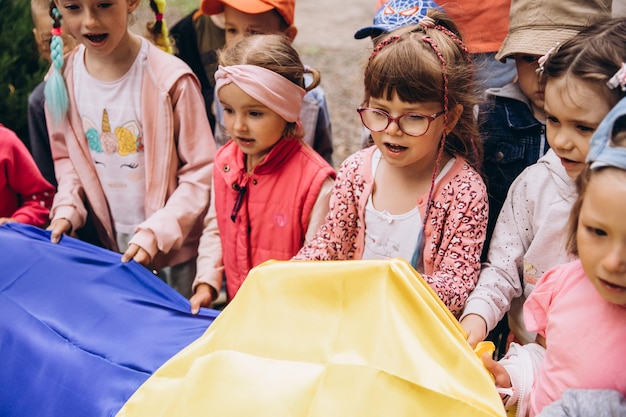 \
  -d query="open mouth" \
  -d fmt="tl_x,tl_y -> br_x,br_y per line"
384,143 -> 407,153
85,33 -> 108,43
558,155 -> 580,167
